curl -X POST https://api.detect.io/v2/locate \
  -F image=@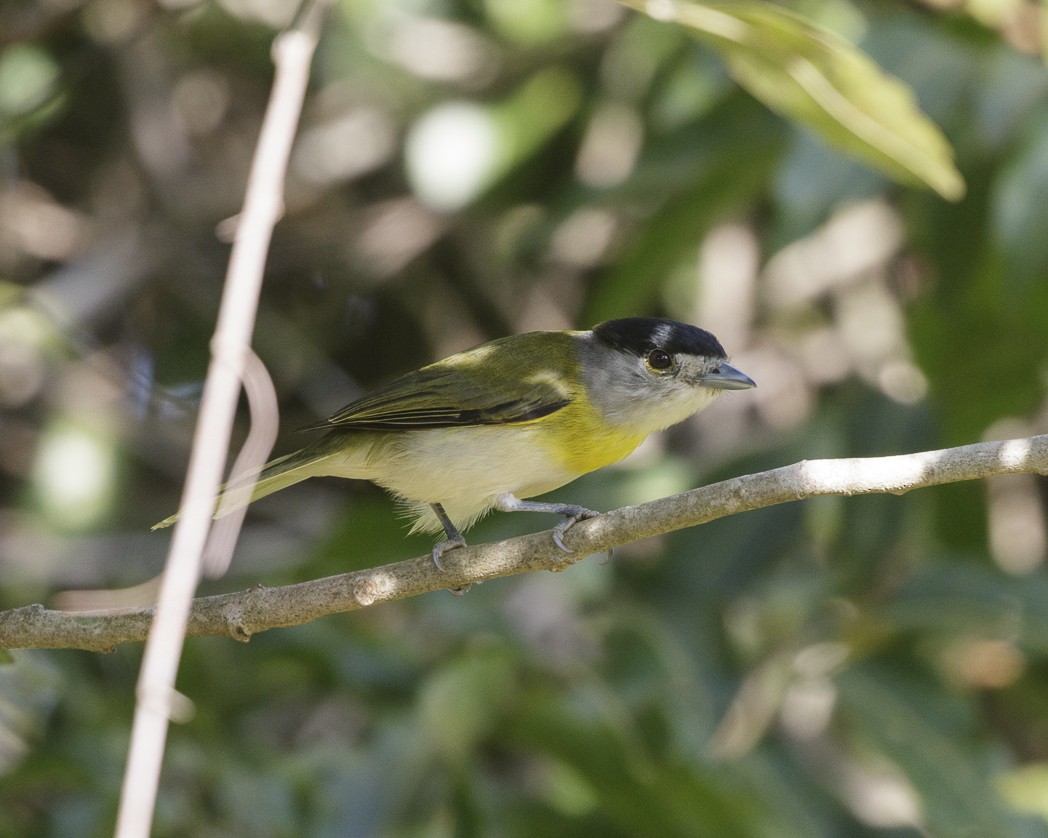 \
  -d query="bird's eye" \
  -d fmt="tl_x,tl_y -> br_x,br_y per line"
646,349 -> 673,371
